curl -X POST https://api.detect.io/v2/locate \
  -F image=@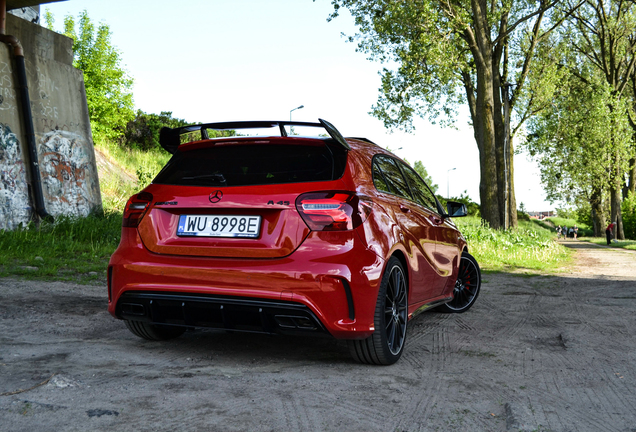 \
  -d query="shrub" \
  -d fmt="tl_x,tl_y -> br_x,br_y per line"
622,191 -> 636,240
